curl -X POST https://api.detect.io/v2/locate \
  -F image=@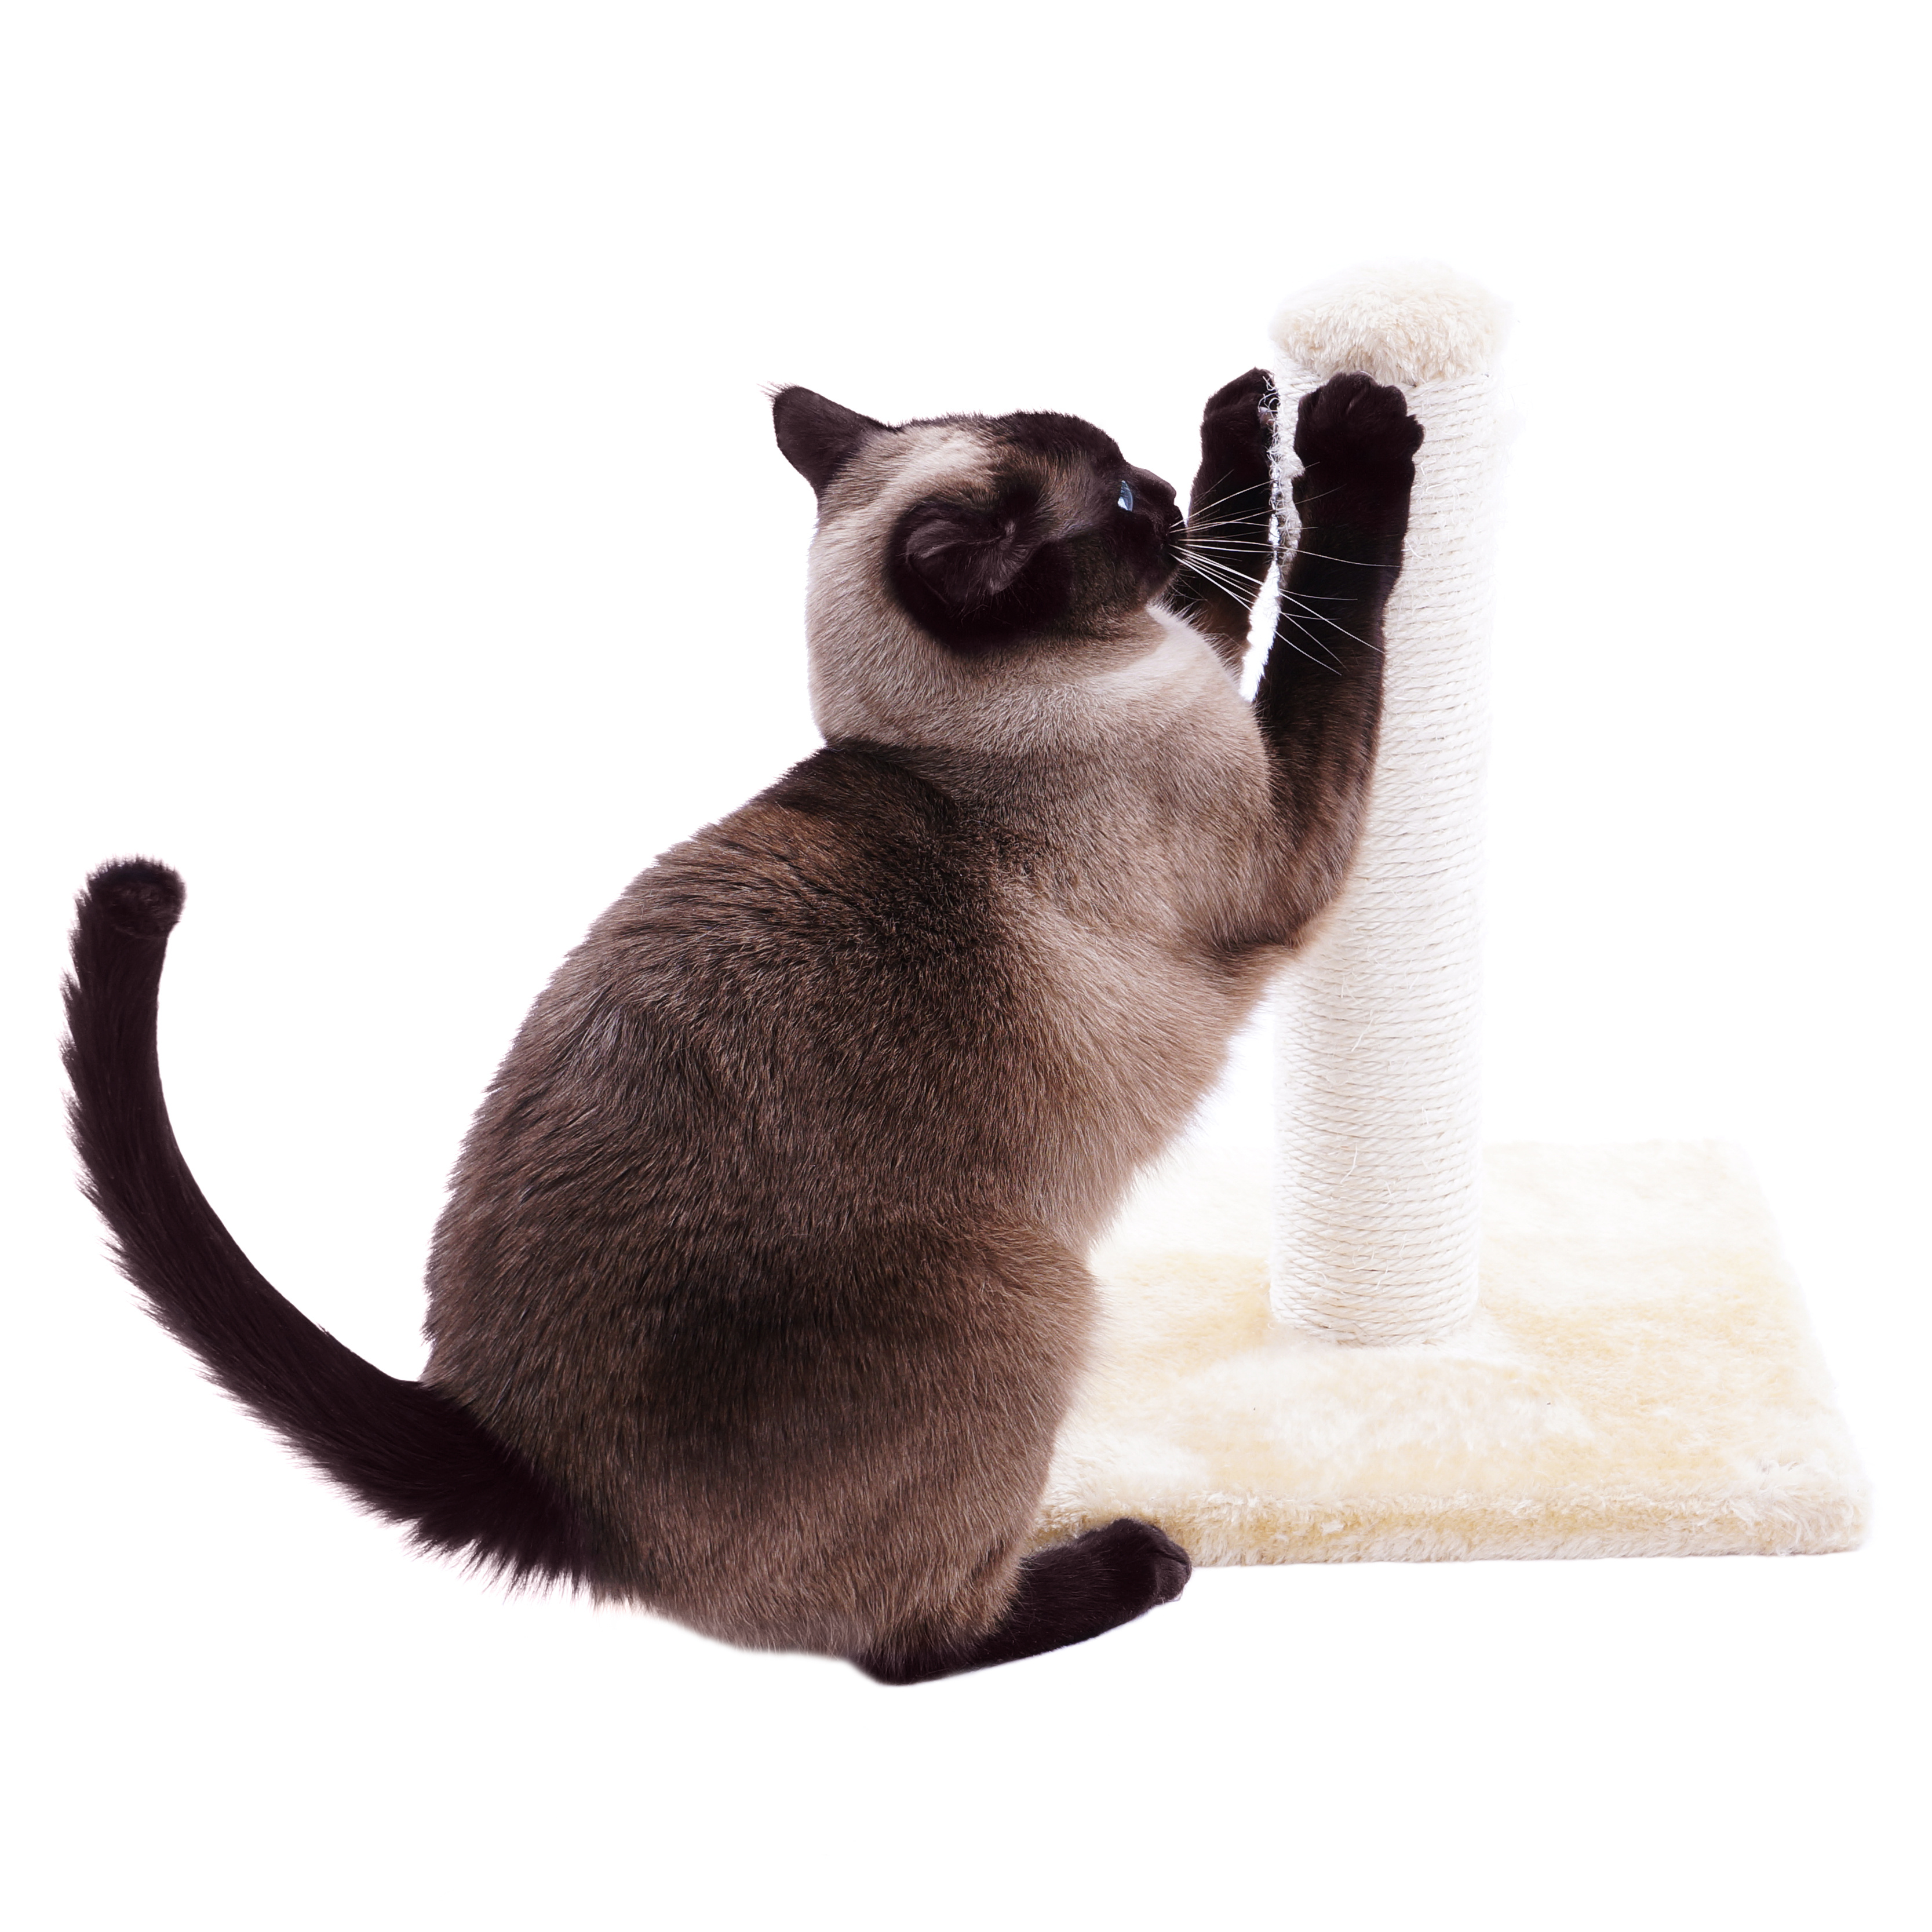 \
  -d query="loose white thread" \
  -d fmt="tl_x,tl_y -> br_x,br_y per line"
1268,269 -> 1506,1345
